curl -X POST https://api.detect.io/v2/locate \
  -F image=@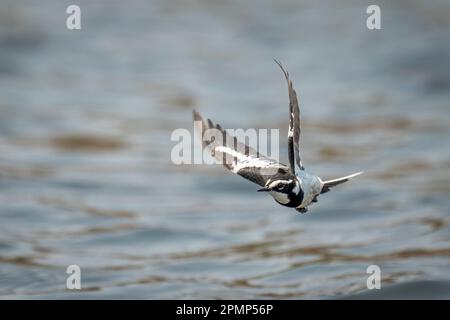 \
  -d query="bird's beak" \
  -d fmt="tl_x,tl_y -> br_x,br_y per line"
257,187 -> 271,192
